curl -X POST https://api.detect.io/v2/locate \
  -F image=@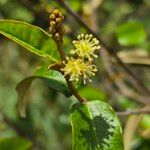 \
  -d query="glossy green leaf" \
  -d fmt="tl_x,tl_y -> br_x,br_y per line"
78,86 -> 107,102
116,22 -> 147,46
16,67 -> 71,117
70,100 -> 123,150
0,137 -> 32,150
0,20 -> 60,63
